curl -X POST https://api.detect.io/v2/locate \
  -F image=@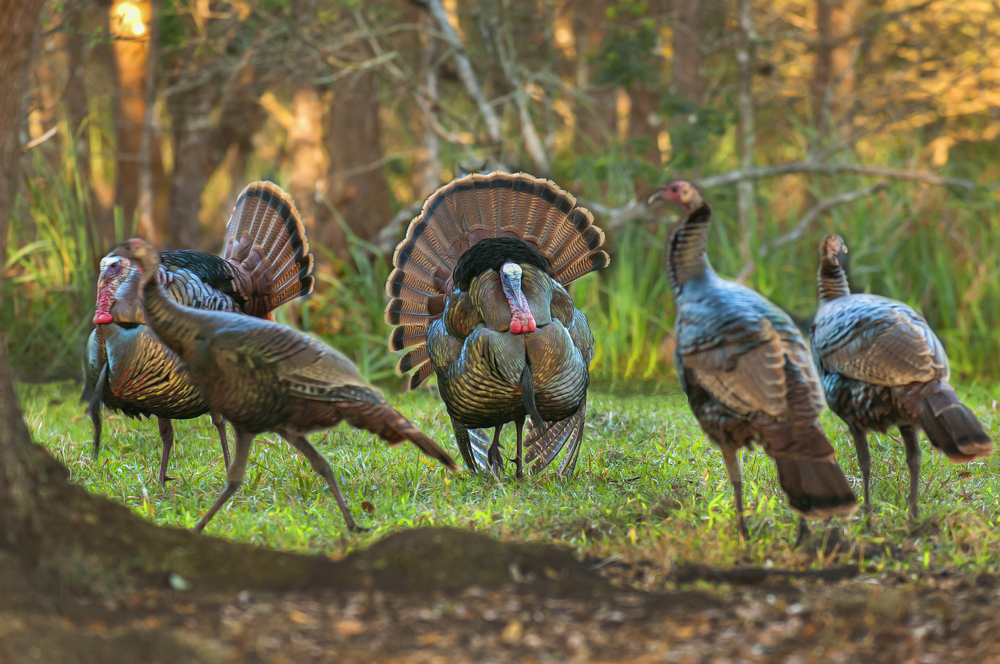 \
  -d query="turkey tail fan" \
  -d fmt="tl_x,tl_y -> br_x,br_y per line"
340,397 -> 459,471
917,381 -> 993,462
222,181 -> 315,316
386,172 -> 610,388
773,456 -> 859,520
524,398 -> 587,478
